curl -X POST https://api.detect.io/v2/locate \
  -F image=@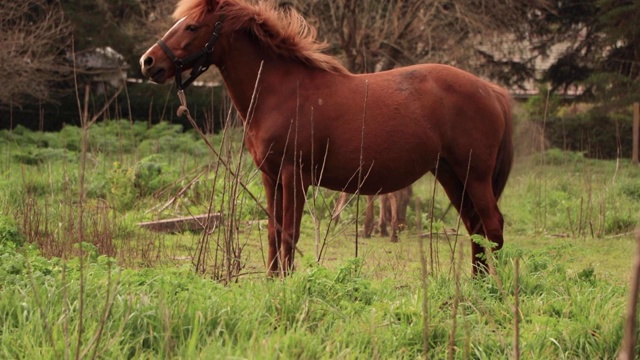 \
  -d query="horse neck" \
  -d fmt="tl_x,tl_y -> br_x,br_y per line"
214,31 -> 327,121
214,31 -> 282,120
